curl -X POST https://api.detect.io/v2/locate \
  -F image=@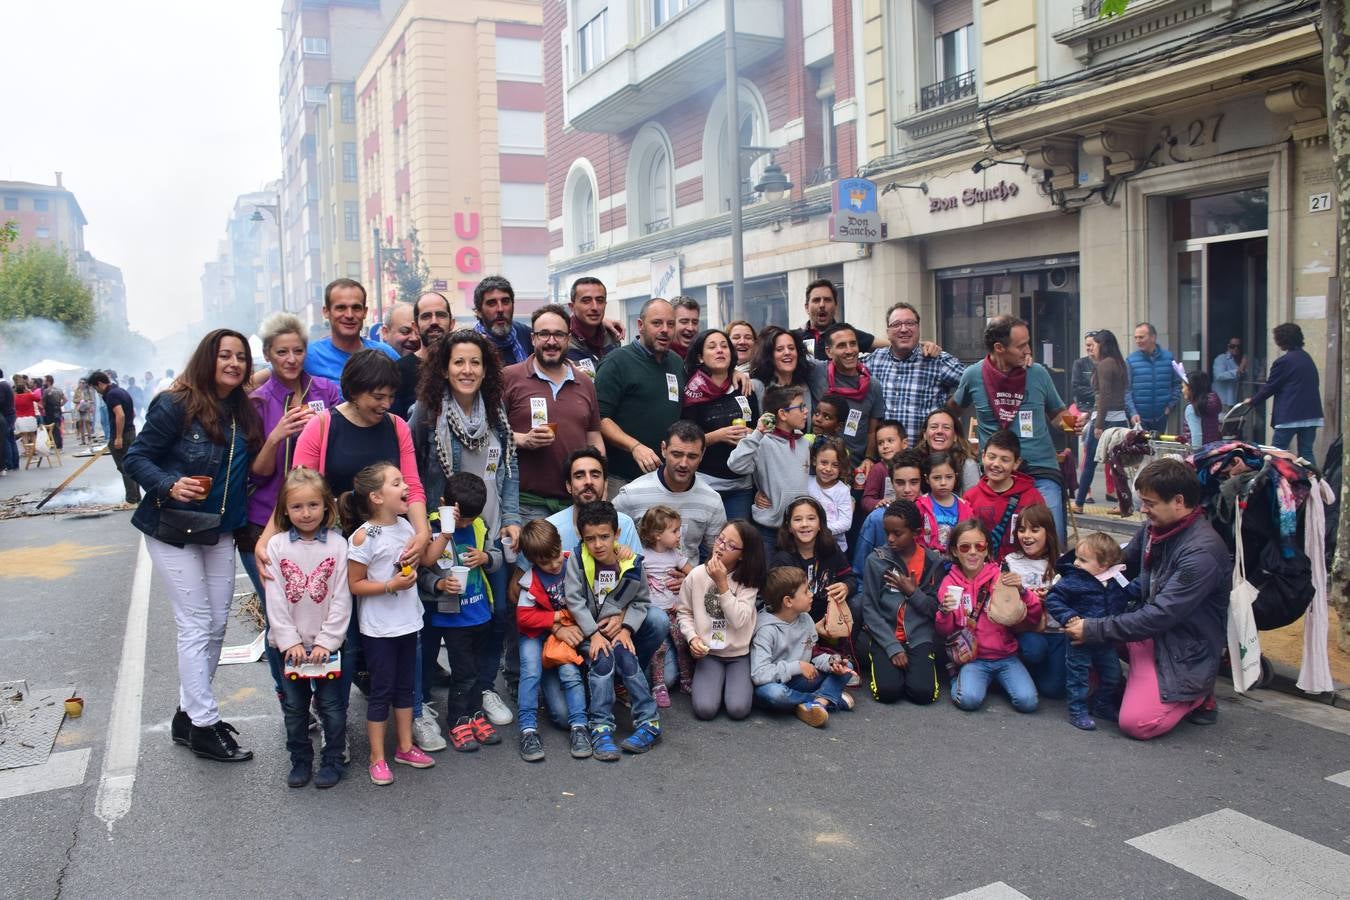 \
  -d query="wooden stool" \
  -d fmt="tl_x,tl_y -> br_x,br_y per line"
25,424 -> 62,469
